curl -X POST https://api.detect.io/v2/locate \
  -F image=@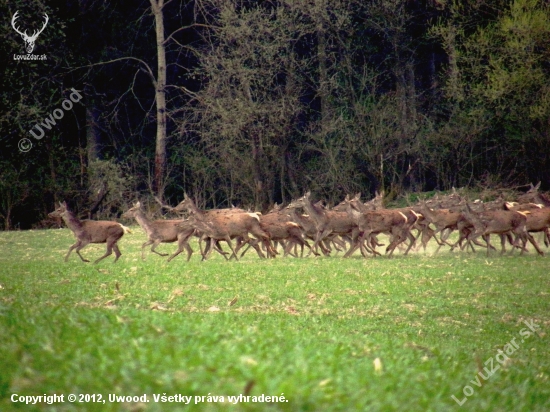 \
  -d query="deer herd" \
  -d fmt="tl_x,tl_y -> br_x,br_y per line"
48,183 -> 550,263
